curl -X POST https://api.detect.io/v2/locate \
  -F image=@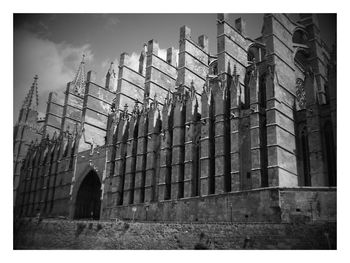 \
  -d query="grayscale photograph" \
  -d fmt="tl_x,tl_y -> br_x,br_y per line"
13,12 -> 337,250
